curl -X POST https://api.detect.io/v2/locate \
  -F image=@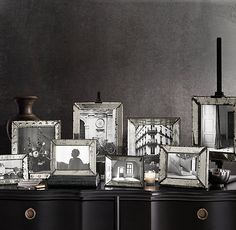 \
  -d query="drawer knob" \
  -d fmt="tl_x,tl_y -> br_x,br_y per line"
197,208 -> 208,220
25,208 -> 36,220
